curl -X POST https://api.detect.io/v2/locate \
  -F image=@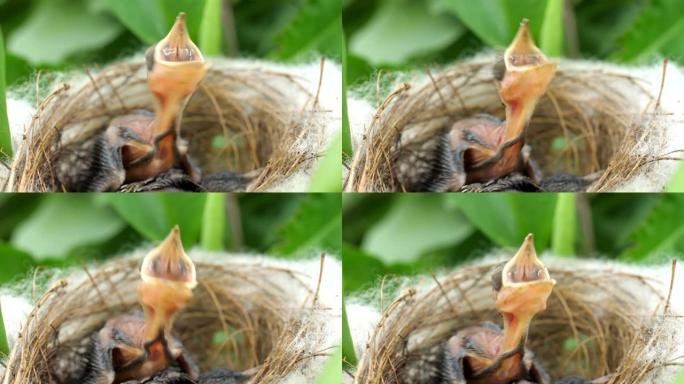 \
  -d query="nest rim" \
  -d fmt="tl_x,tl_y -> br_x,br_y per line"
352,260 -> 675,384
345,59 -> 670,192
1,256 -> 329,384
7,59 -> 329,192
